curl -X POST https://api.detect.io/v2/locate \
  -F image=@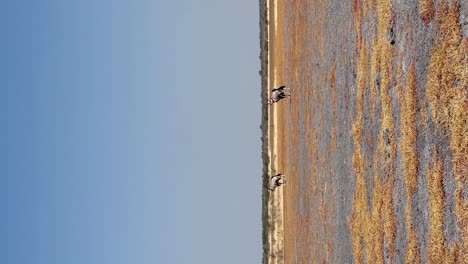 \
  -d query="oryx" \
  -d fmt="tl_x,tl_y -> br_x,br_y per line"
268,86 -> 291,105
267,174 -> 287,191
